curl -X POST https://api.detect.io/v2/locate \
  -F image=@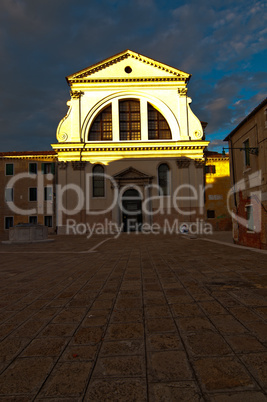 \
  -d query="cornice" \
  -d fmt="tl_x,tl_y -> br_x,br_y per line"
54,145 -> 207,153
69,77 -> 186,84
